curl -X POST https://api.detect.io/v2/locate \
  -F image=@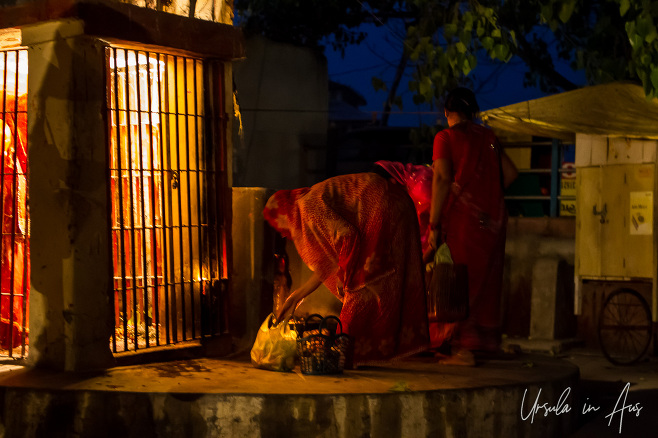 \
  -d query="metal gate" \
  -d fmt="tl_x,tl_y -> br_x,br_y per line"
106,46 -> 228,353
0,49 -> 29,359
